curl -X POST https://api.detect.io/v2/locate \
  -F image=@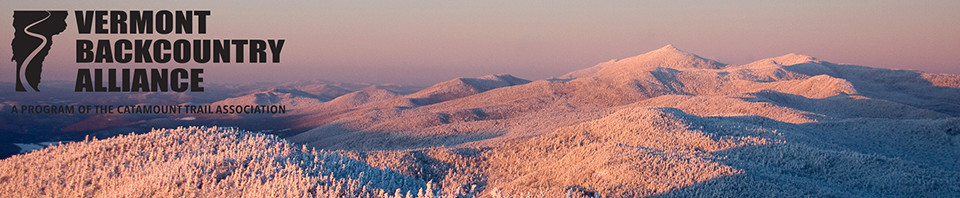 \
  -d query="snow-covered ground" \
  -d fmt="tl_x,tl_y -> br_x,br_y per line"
0,127 -> 434,197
